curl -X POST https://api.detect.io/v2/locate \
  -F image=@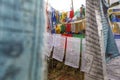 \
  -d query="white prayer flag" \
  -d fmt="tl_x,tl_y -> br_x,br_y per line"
81,38 -> 93,73
45,33 -> 54,57
52,34 -> 66,62
81,53 -> 93,73
81,38 -> 86,55
65,37 -> 81,68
